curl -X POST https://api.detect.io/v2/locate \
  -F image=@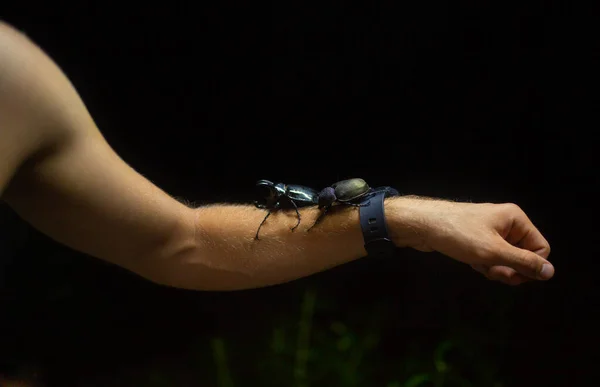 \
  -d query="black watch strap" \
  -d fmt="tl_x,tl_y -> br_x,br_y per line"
359,190 -> 396,257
